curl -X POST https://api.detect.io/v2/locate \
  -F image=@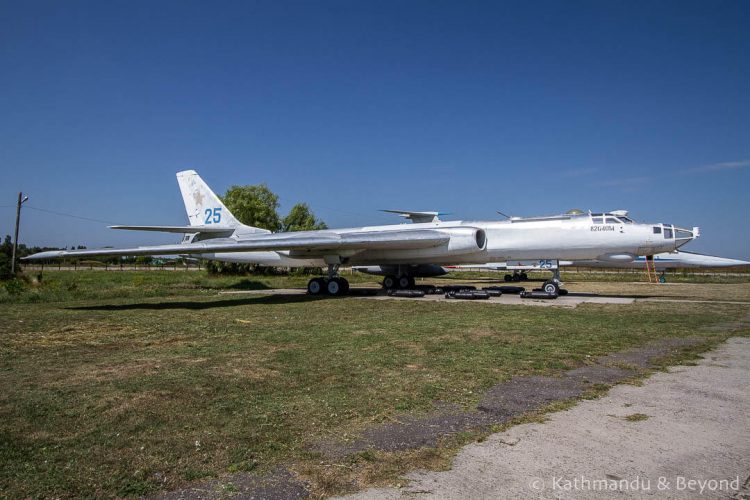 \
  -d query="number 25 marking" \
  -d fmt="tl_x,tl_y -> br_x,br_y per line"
204,207 -> 222,224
